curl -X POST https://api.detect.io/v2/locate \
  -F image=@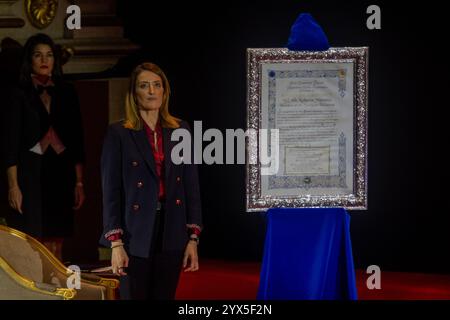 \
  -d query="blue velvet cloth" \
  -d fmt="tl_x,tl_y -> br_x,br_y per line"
257,208 -> 357,300
287,13 -> 330,51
